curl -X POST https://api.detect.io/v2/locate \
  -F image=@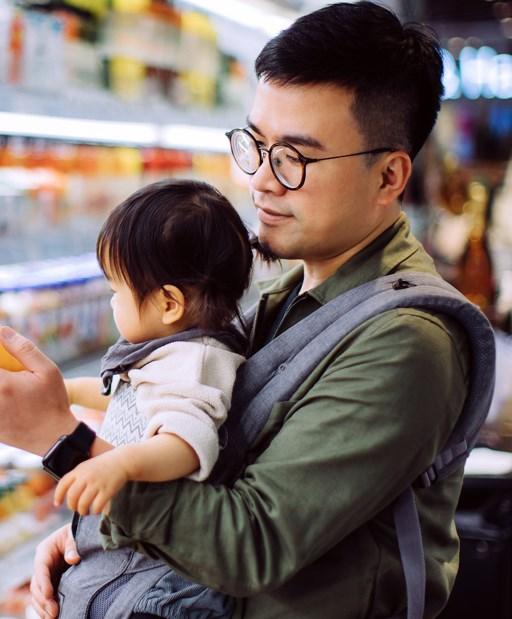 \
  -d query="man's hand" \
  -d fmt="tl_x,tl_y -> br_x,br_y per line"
0,327 -> 77,455
30,524 -> 80,619
54,451 -> 129,515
